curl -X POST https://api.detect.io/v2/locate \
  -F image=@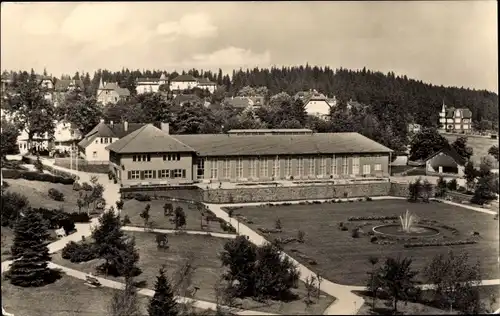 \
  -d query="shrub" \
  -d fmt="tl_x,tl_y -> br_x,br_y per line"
134,193 -> 151,202
2,180 -> 10,188
341,226 -> 348,231
72,182 -> 82,191
404,240 -> 477,248
61,241 -> 97,263
67,212 -> 90,223
348,216 -> 398,221
365,196 -> 373,201
48,188 -> 64,201
275,218 -> 282,230
108,170 -> 114,180
297,230 -> 306,243
351,228 -> 360,238
447,179 -> 458,191
370,236 -> 378,243
155,233 -> 169,249
81,182 -> 93,191
121,215 -> 131,226
220,221 -> 237,233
